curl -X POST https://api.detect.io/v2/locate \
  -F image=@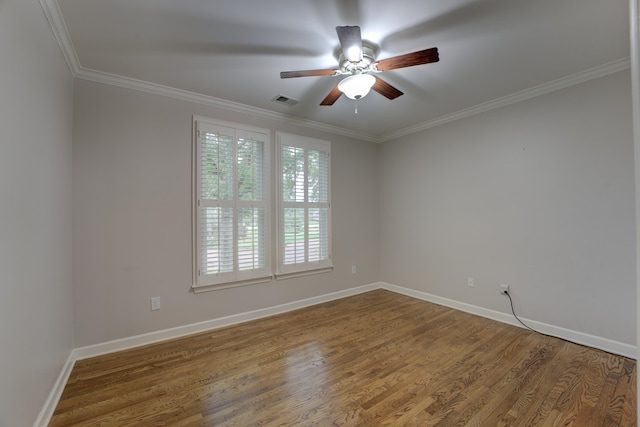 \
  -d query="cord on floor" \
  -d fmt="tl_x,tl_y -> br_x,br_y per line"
505,290 -> 539,334
503,290 -> 589,350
